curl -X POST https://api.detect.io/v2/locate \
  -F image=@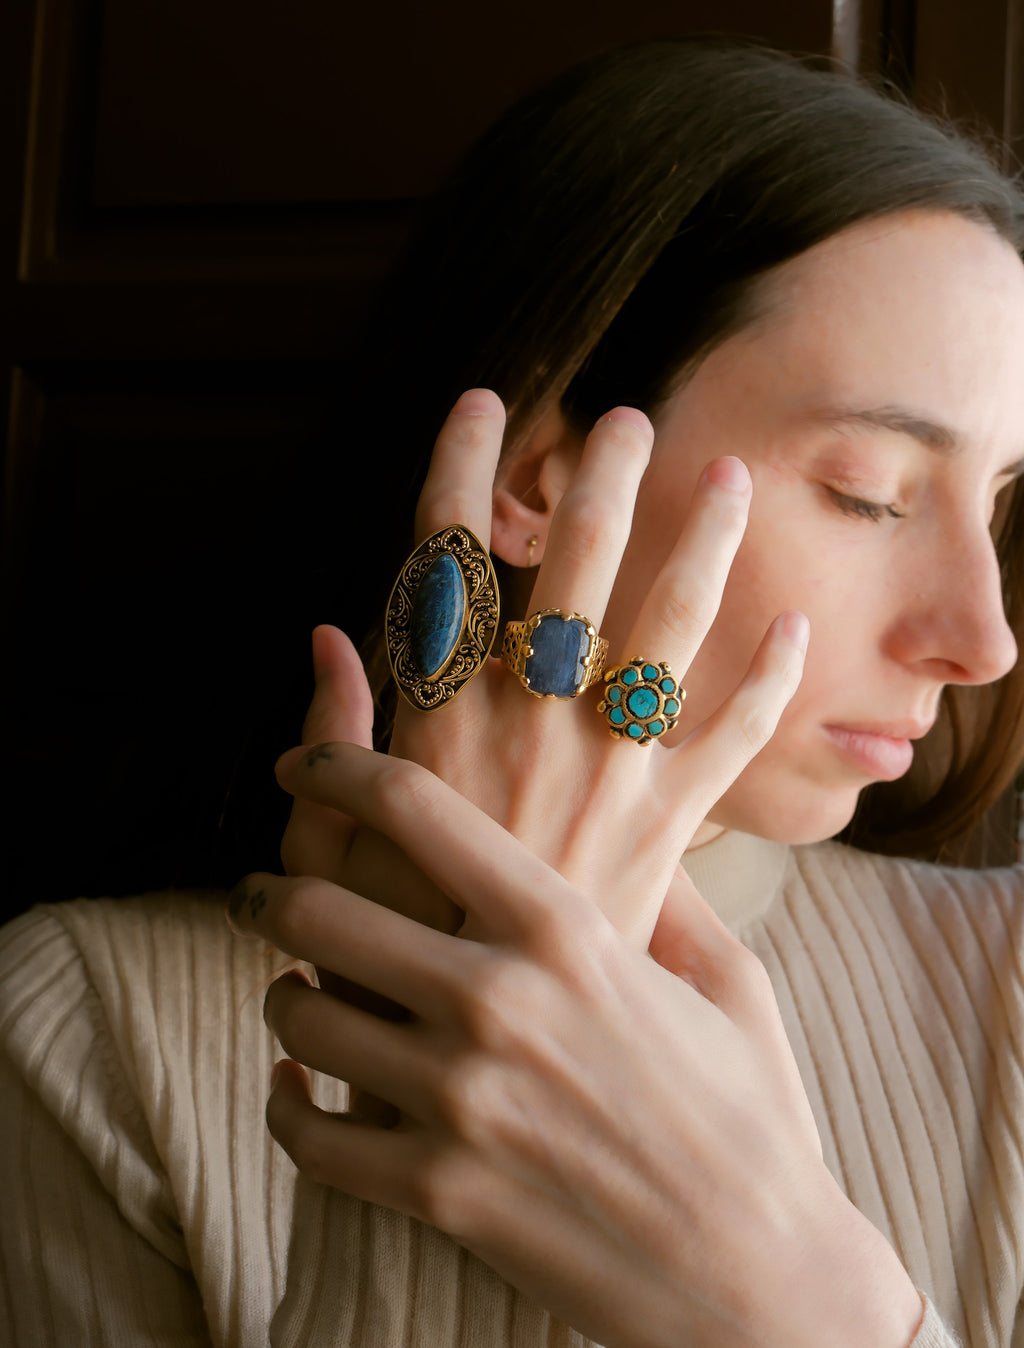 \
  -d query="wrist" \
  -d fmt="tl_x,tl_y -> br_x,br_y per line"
776,1171 -> 924,1348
